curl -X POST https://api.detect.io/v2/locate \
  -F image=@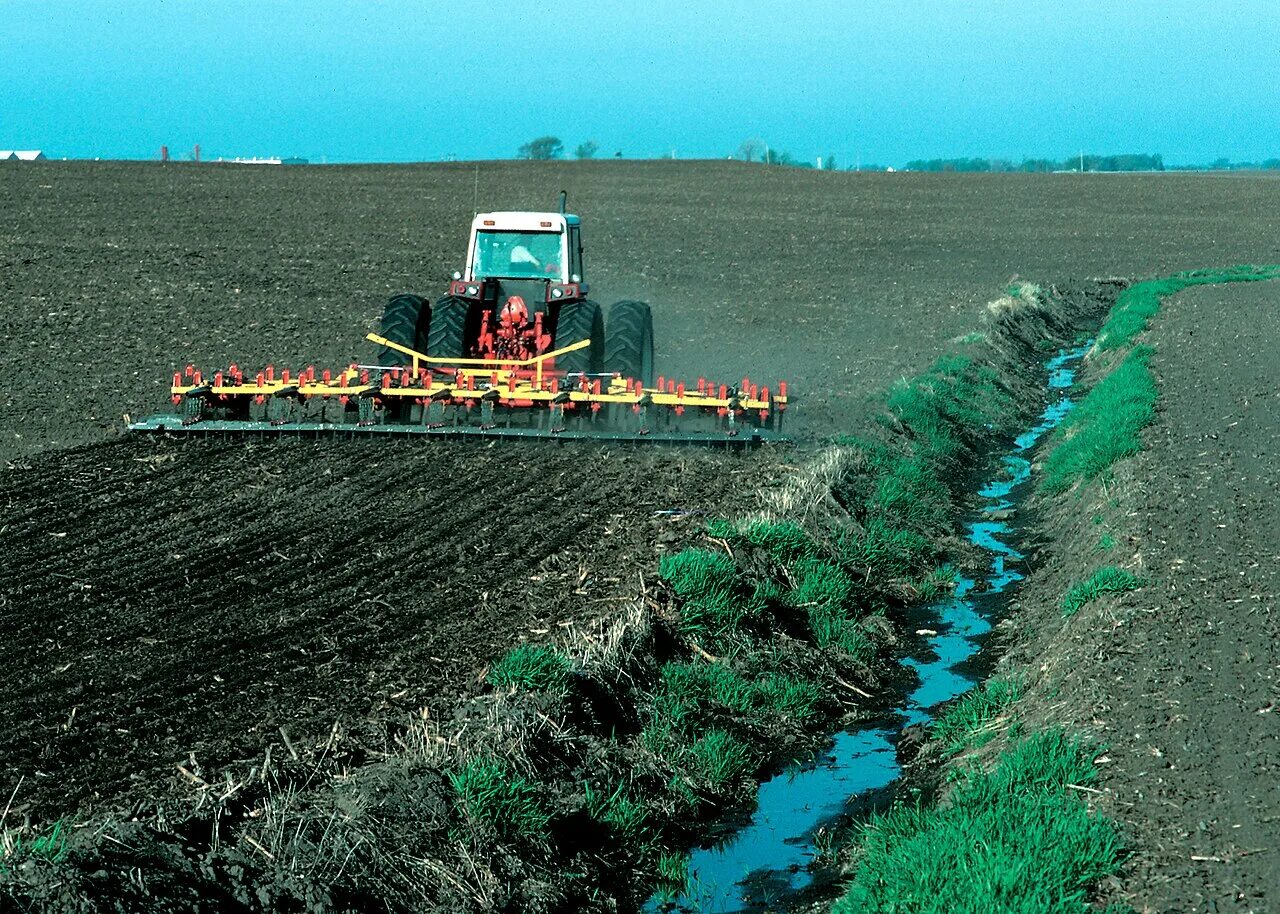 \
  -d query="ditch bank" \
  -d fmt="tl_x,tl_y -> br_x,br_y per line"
0,280 -> 1115,914
833,267 -> 1280,914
